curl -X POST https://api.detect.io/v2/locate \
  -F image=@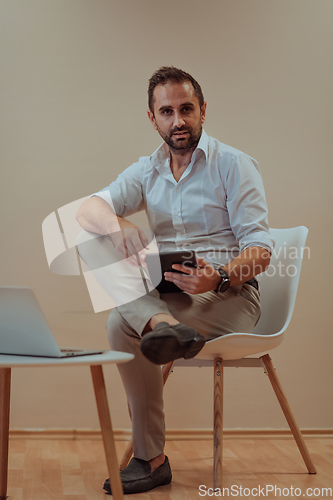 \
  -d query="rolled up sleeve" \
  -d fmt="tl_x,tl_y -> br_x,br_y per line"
226,154 -> 275,254
92,161 -> 145,217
